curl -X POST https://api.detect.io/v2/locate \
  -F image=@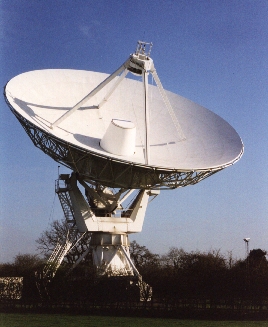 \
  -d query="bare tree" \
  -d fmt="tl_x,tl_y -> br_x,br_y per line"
36,219 -> 92,266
